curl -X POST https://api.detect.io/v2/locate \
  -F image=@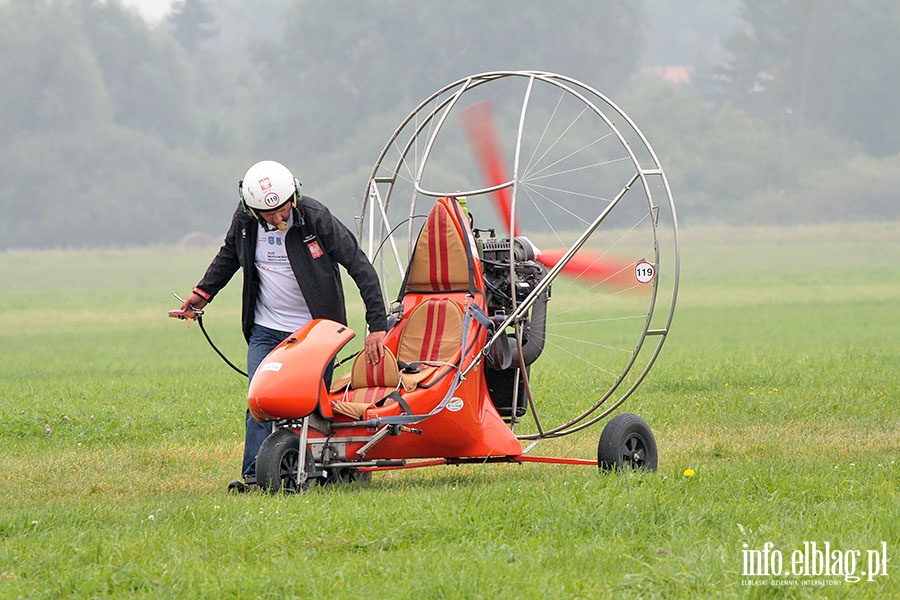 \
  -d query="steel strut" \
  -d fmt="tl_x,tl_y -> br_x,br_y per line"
297,418 -> 309,488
